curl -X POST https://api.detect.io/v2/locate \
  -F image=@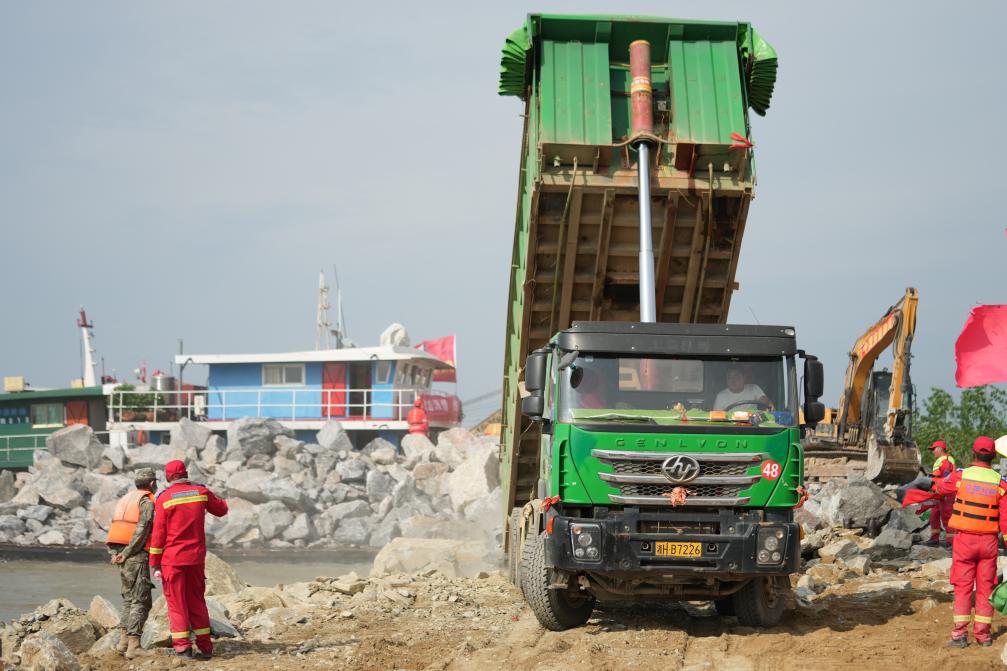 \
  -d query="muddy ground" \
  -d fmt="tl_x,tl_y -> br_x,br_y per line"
79,571 -> 1006,671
